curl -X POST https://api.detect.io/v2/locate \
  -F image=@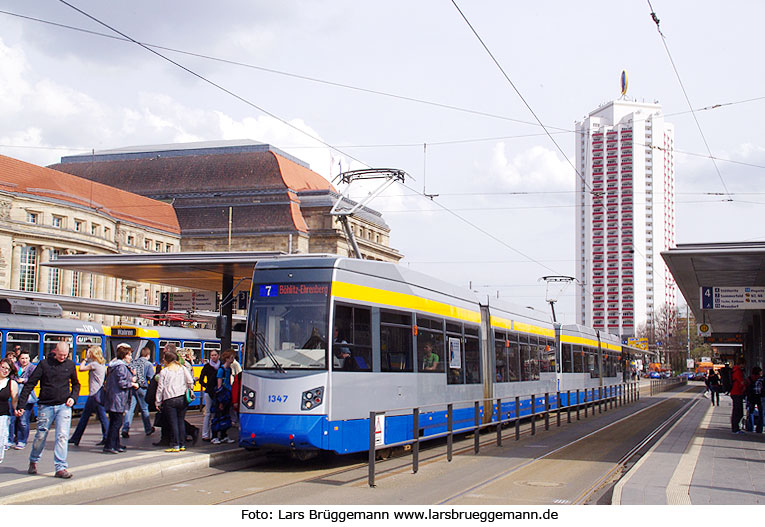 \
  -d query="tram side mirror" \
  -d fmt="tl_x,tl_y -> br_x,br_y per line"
216,315 -> 231,339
